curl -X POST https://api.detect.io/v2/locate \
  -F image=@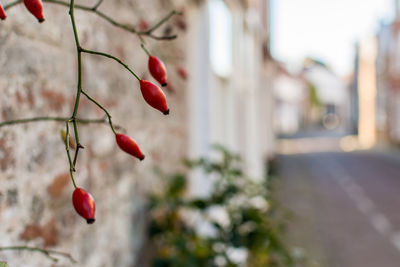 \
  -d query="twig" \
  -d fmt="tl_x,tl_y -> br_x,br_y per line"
68,0 -> 84,174
0,246 -> 77,263
141,43 -> 151,56
81,90 -> 117,135
145,33 -> 177,41
0,116 -> 106,128
91,0 -> 103,11
4,0 -> 180,41
65,121 -> 77,184
3,0 -> 20,9
81,48 -> 141,81
145,10 -> 181,34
